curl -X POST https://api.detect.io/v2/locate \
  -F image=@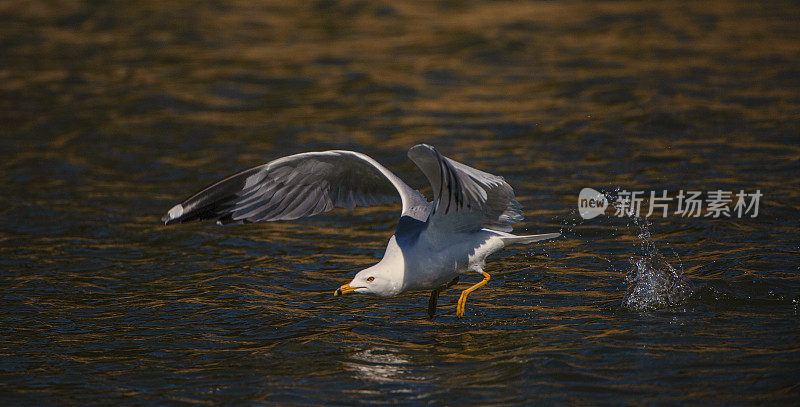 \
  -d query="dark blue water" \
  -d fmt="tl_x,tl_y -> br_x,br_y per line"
1,1 -> 798,405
